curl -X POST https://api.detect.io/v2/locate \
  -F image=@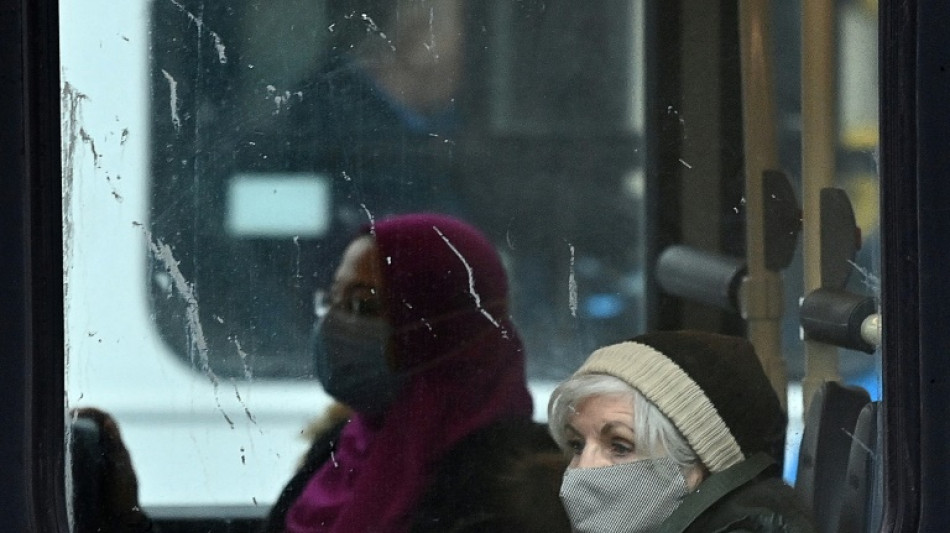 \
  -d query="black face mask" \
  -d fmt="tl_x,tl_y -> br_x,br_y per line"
311,309 -> 406,415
